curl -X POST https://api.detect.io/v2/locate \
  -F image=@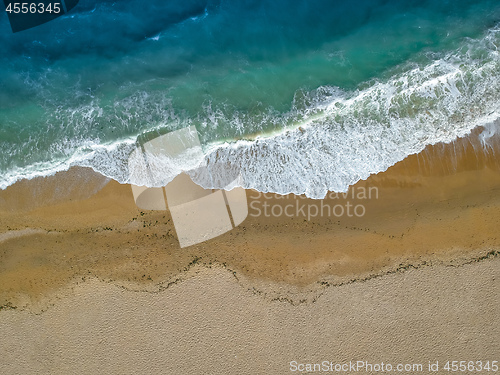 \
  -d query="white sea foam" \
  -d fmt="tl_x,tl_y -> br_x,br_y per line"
192,27 -> 500,198
1,27 -> 500,198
